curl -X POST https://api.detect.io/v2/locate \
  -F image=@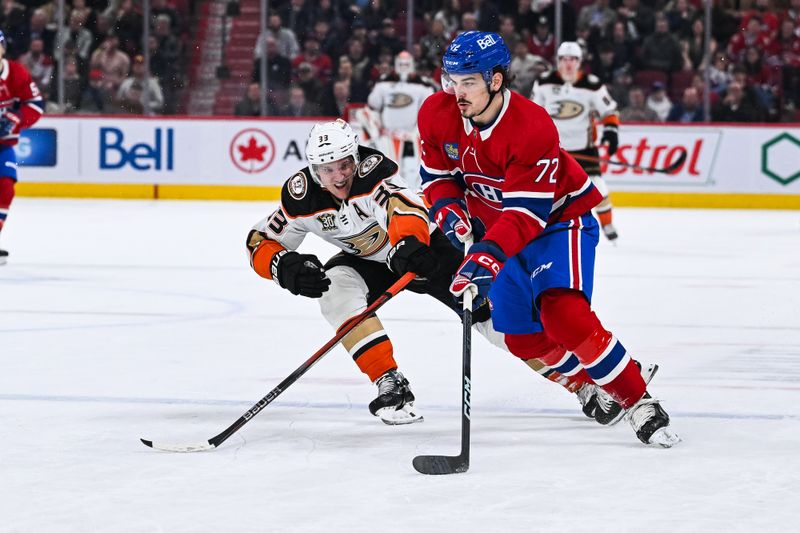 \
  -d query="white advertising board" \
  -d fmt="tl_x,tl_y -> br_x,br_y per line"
15,117 -> 800,195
